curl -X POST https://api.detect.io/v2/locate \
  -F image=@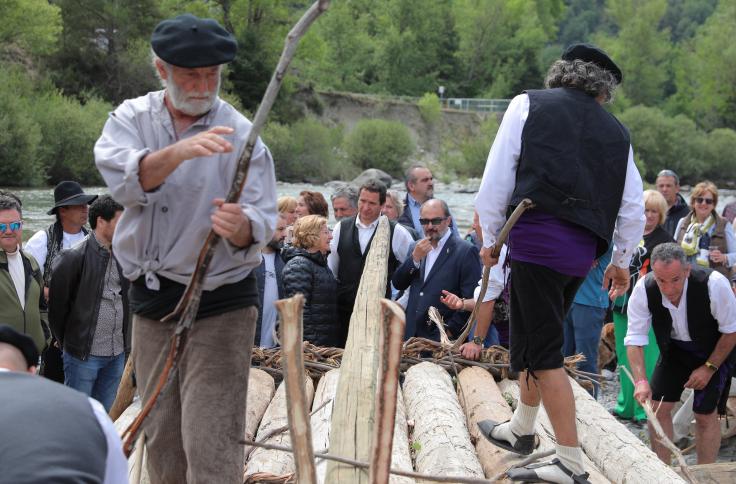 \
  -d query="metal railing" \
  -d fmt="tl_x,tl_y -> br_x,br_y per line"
441,98 -> 510,113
